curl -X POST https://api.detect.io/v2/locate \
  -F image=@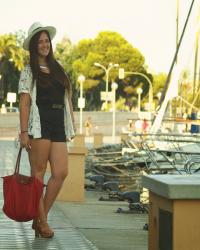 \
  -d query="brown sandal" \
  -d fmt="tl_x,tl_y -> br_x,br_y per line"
34,221 -> 54,238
